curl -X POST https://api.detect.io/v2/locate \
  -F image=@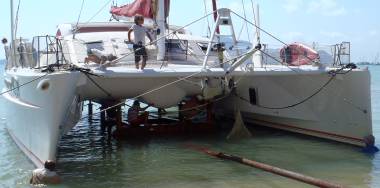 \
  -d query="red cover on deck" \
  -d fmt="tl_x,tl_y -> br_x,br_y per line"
110,0 -> 170,19
280,43 -> 320,66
